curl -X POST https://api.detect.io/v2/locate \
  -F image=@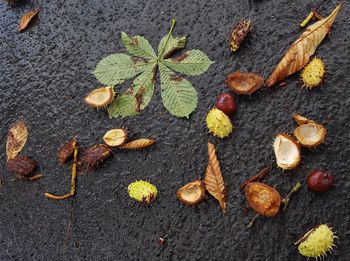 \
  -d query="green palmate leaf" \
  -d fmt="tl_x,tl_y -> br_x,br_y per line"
159,64 -> 198,118
121,32 -> 157,60
158,34 -> 187,59
93,53 -> 149,86
162,49 -> 214,76
133,65 -> 156,110
107,93 -> 138,118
